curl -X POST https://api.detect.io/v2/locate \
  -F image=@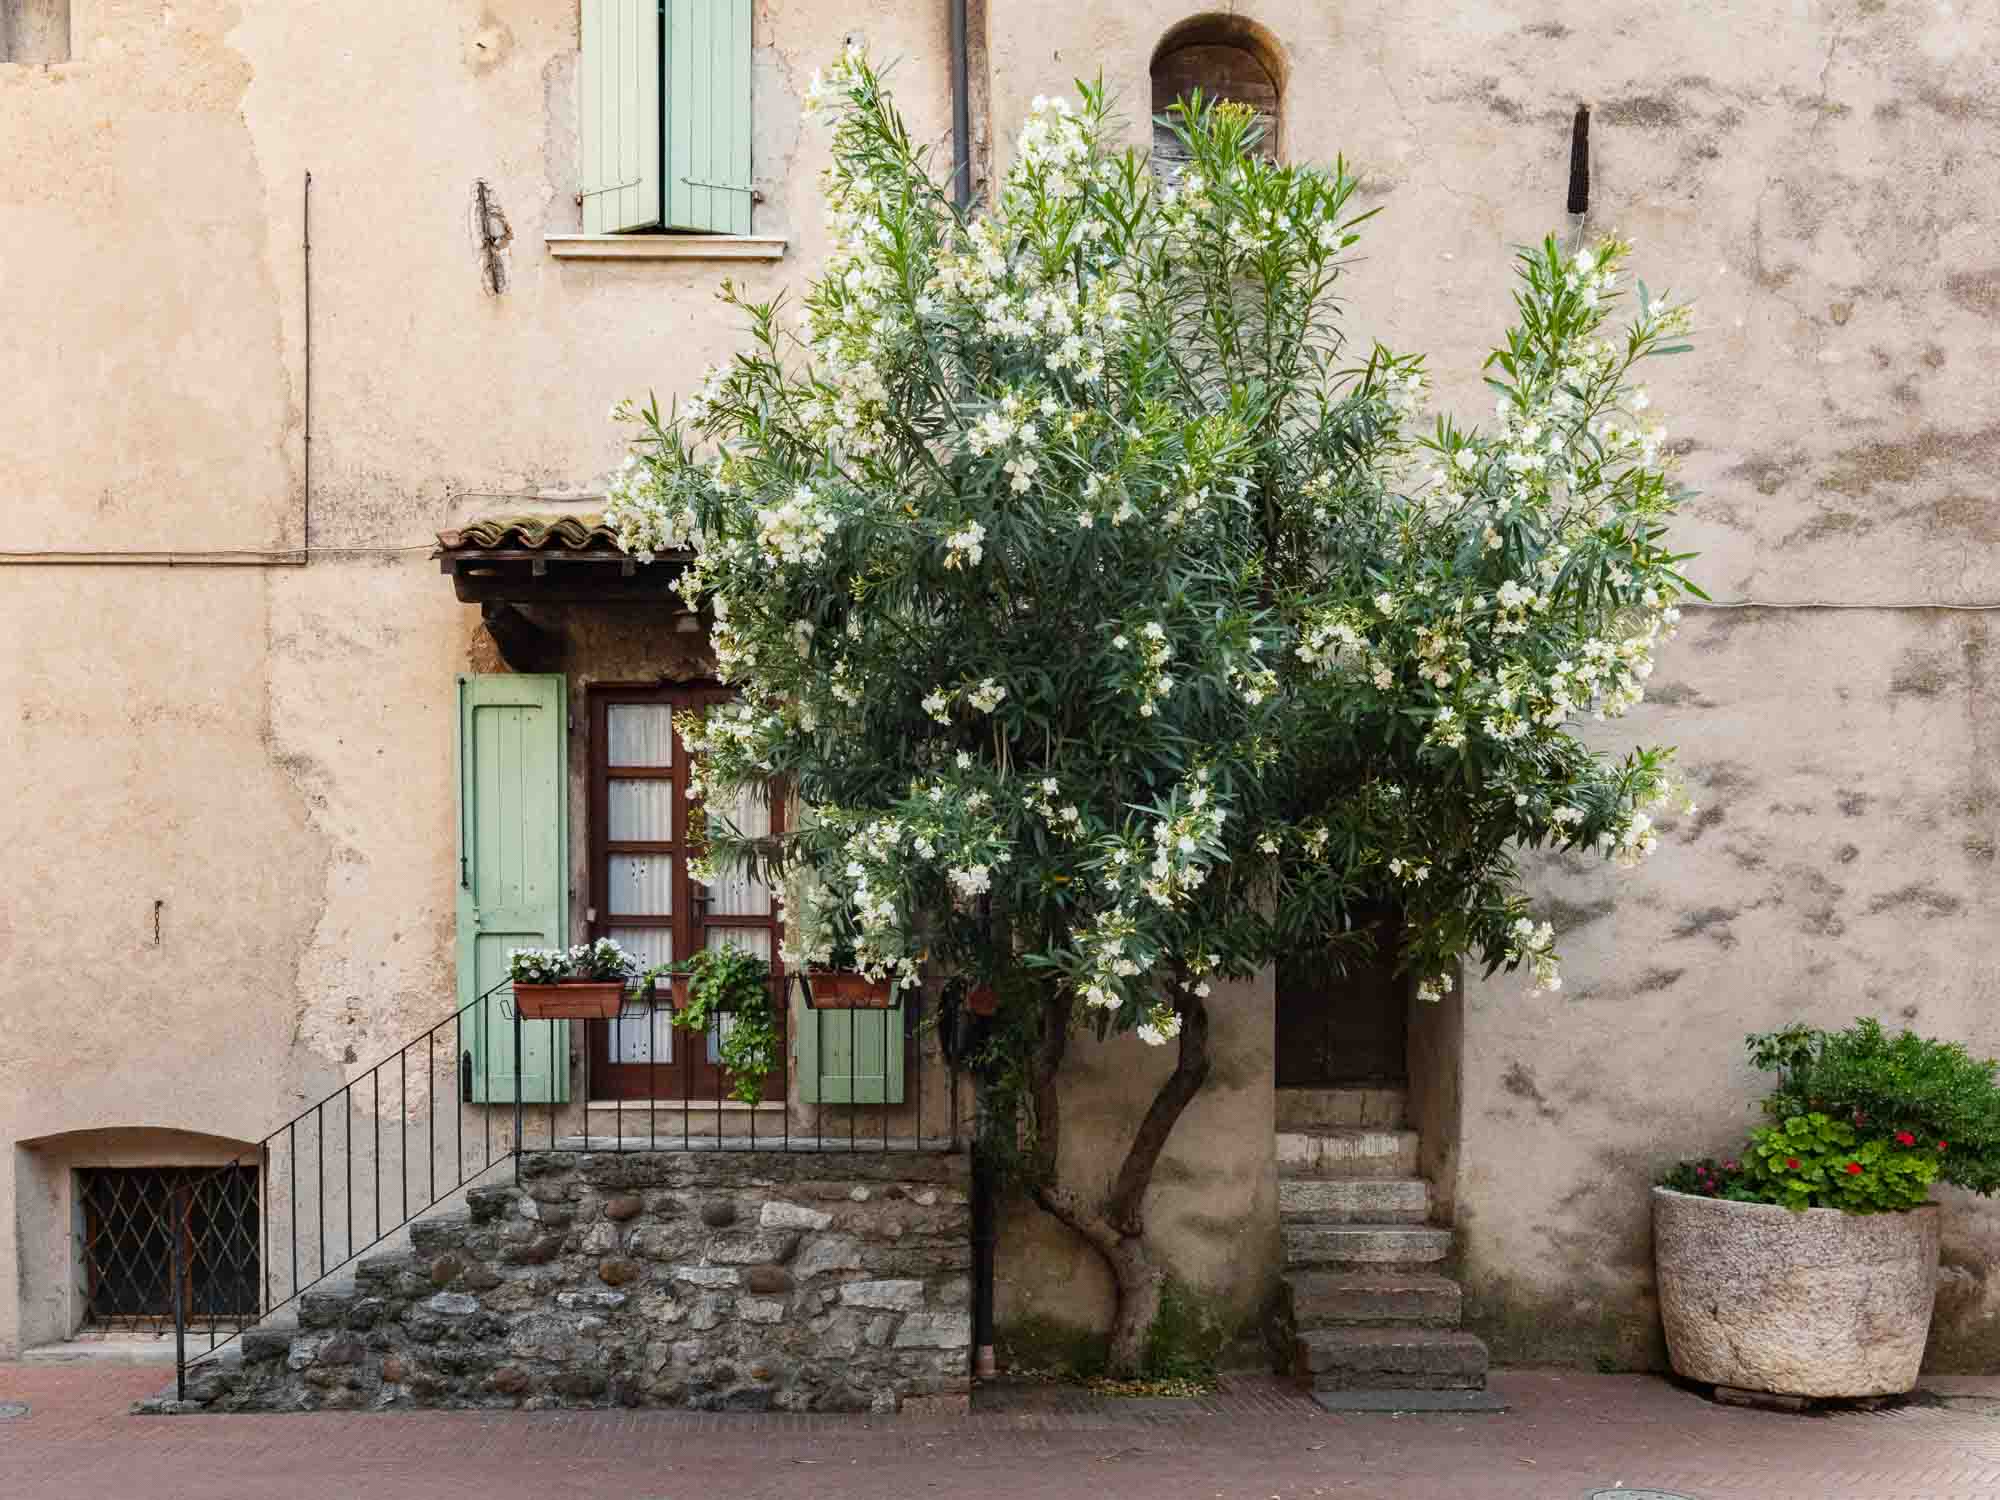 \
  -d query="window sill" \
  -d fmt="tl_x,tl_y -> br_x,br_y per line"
546,234 -> 787,262
585,1099 -> 786,1112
